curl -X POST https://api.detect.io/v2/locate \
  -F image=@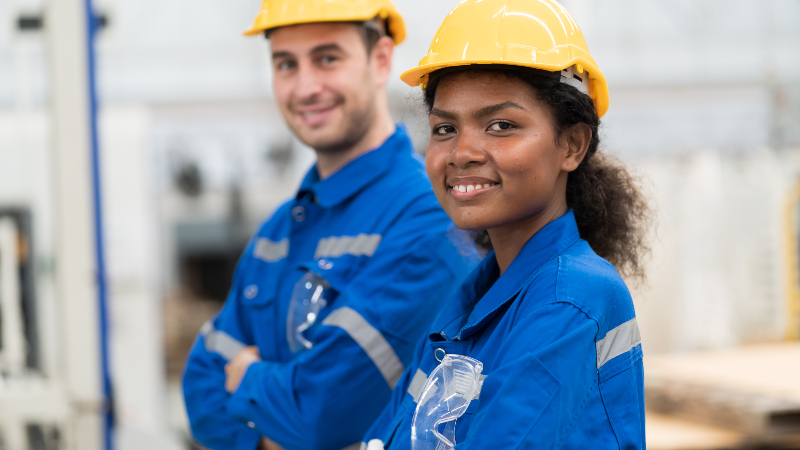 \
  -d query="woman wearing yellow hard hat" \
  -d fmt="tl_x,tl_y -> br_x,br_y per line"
362,1 -> 648,449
